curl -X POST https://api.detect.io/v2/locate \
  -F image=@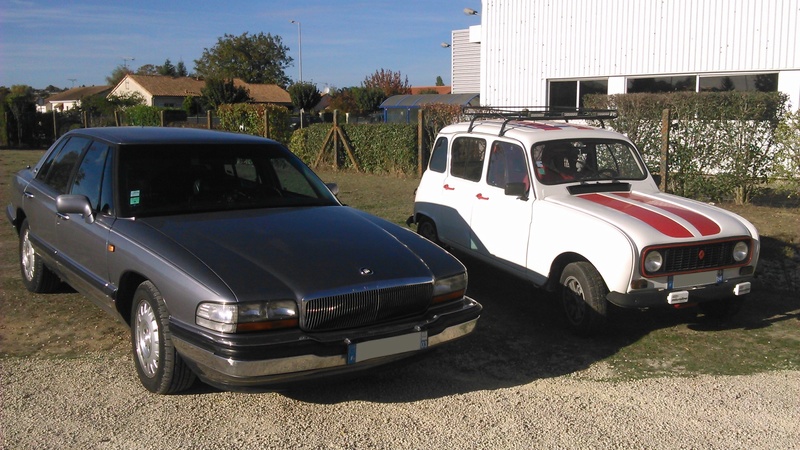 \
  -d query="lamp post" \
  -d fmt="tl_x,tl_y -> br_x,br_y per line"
290,20 -> 302,83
